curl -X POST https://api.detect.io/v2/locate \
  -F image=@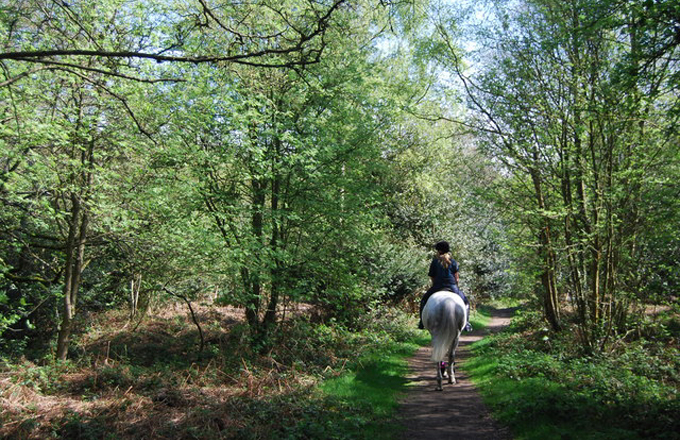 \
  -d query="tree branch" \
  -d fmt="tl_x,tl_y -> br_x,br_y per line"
0,66 -> 60,87
0,0 -> 347,69
51,66 -> 155,139
162,286 -> 205,353
18,58 -> 184,83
